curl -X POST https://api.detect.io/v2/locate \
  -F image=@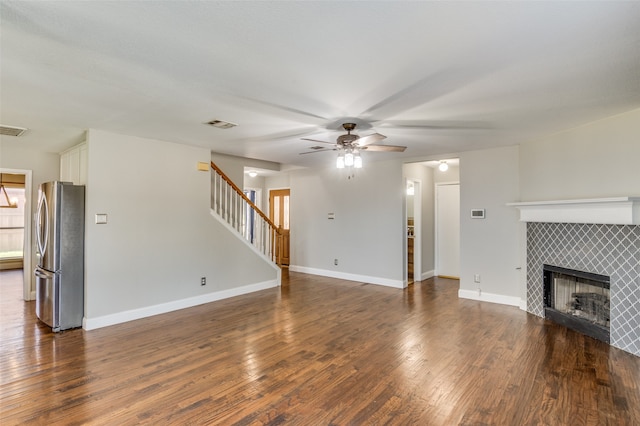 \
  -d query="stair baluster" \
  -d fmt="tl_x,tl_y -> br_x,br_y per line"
209,161 -> 281,265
